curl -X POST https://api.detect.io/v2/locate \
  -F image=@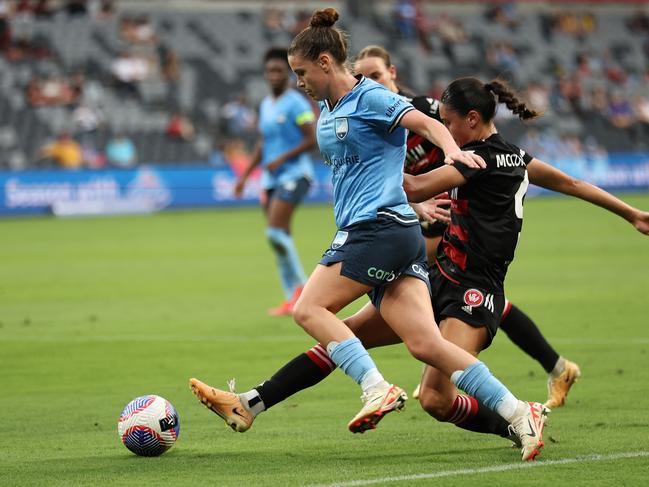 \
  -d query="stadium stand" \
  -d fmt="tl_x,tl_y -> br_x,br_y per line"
0,0 -> 648,169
